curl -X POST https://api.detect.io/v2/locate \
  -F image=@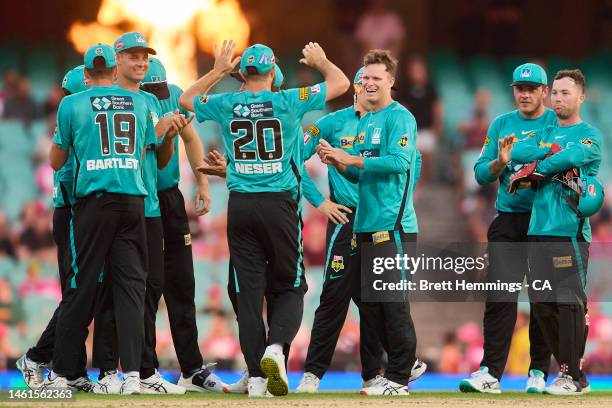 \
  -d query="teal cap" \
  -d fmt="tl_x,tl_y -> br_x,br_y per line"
84,43 -> 116,69
511,63 -> 547,86
354,67 -> 365,84
232,62 -> 283,88
240,44 -> 276,76
61,65 -> 89,94
114,32 -> 156,55
273,64 -> 284,88
143,57 -> 167,83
